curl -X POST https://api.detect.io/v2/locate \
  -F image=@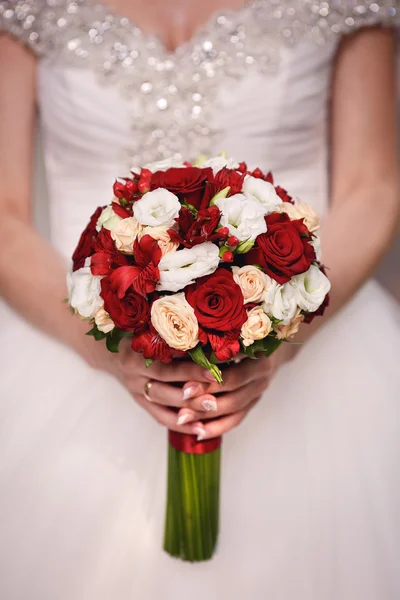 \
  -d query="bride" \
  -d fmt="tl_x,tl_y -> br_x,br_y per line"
1,0 -> 400,598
